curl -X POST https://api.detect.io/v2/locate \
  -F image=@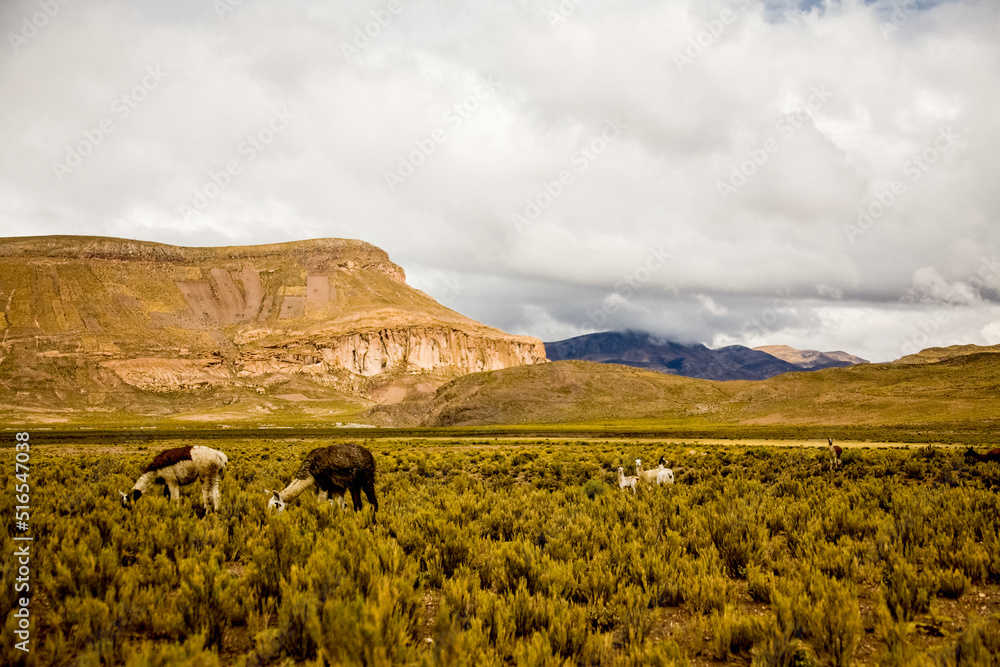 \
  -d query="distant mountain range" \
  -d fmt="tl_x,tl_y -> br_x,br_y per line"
544,332 -> 867,381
